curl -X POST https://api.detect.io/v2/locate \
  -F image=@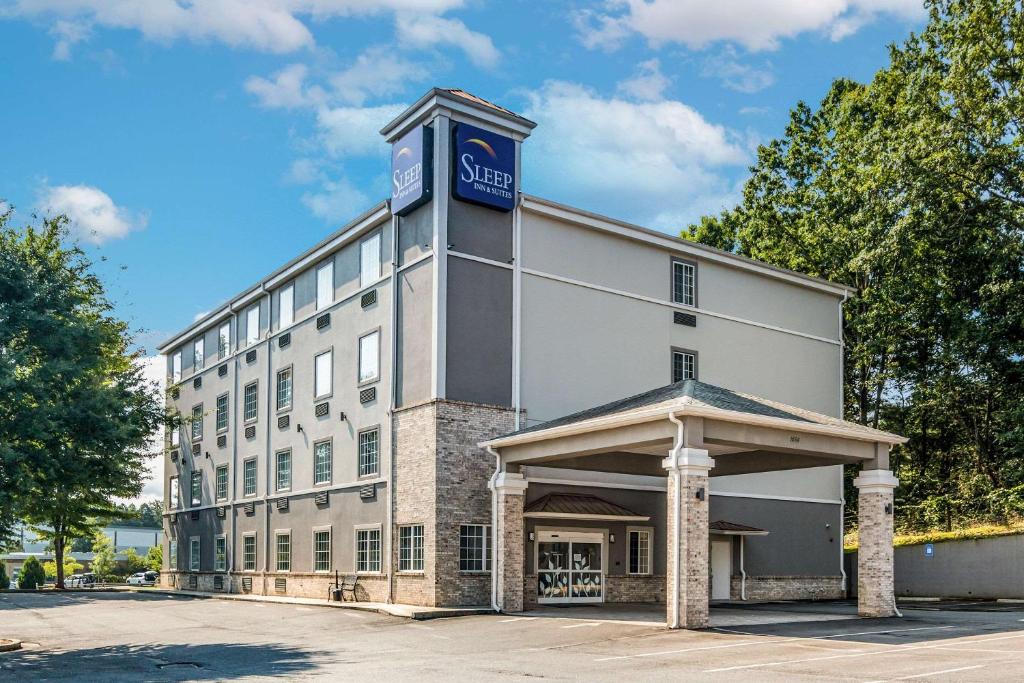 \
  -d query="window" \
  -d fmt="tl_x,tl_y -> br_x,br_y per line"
360,232 -> 381,288
243,534 -> 256,571
275,450 -> 291,491
275,532 -> 291,572
216,393 -> 229,433
356,527 -> 381,573
190,470 -> 201,506
672,259 -> 696,307
169,476 -> 180,509
358,331 -> 379,384
193,337 -> 204,371
358,428 -> 379,477
218,322 -> 231,358
628,529 -> 652,575
313,528 -> 331,572
243,458 -> 257,497
316,260 -> 334,310
672,349 -> 697,383
169,540 -> 178,569
191,404 -> 203,441
279,282 -> 294,328
170,425 -> 179,447
215,465 -> 228,501
215,536 -> 227,571
314,440 -> 332,485
243,381 -> 258,423
171,351 -> 182,383
246,305 -> 260,346
314,350 -> 332,398
189,537 -> 200,571
399,525 -> 424,572
276,368 -> 292,411
459,525 -> 491,572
